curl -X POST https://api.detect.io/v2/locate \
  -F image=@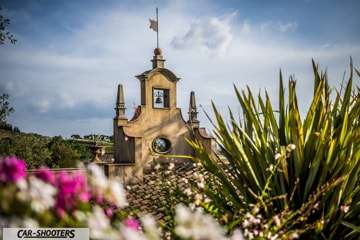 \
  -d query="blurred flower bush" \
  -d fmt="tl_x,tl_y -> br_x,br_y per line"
0,155 -> 134,239
0,155 -> 241,240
